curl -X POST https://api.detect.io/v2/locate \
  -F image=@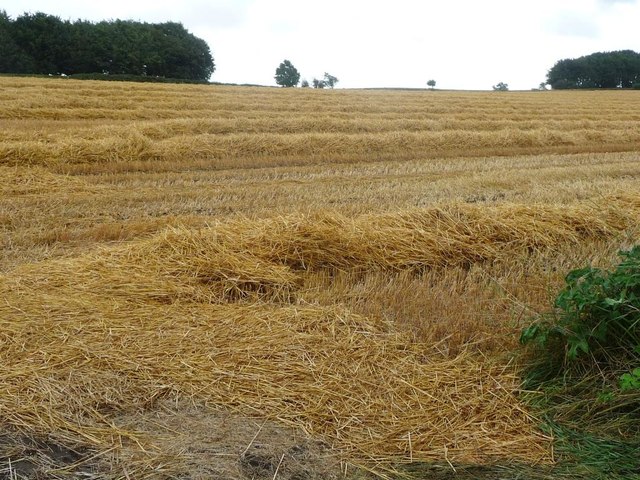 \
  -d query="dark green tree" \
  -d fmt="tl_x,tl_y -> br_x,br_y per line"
11,12 -> 71,74
274,60 -> 300,87
146,22 -> 215,80
65,20 -> 104,74
427,79 -> 436,89
323,72 -> 338,88
0,12 -> 215,81
0,10 -> 34,73
547,50 -> 640,89
493,82 -> 509,91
